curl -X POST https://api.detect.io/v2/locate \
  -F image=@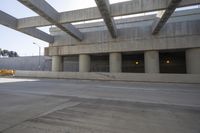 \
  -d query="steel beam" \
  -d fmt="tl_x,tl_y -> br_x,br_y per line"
18,0 -> 83,41
95,0 -> 117,38
17,0 -> 200,29
0,10 -> 54,43
152,0 -> 182,34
